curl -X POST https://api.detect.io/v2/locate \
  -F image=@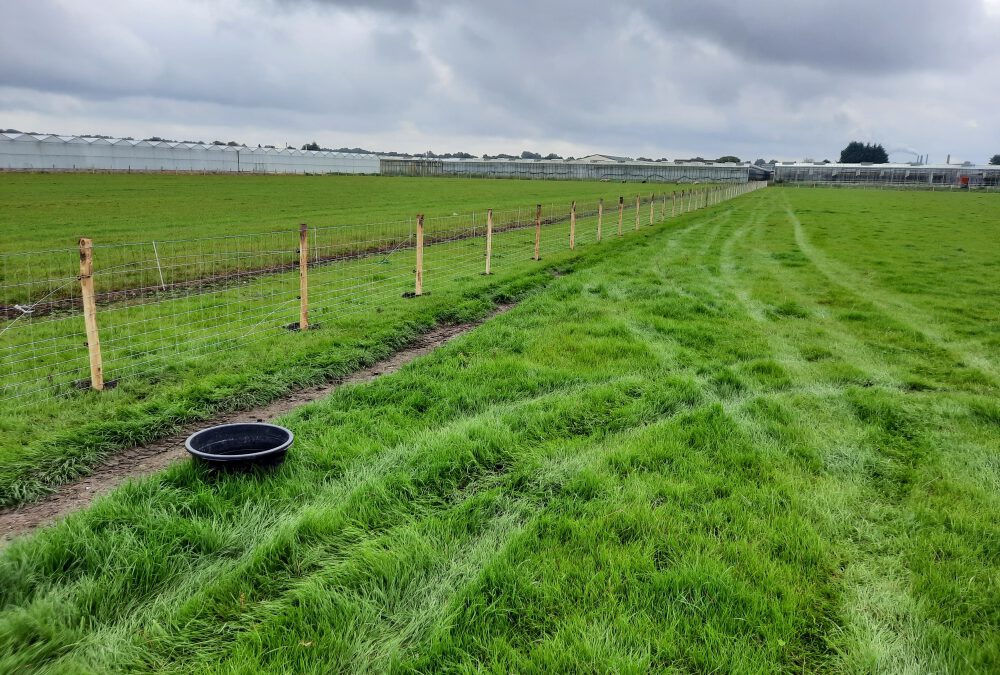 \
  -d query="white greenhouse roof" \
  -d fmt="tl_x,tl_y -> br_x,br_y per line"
0,133 -> 379,159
